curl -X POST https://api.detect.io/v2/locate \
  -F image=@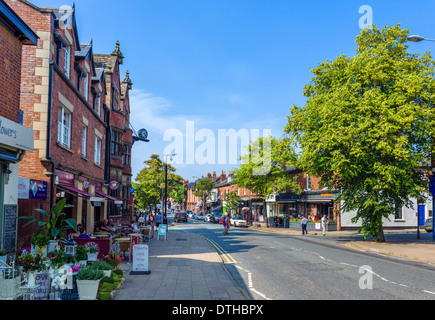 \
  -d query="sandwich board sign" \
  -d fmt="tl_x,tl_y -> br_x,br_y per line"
158,224 -> 167,241
130,244 -> 150,275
